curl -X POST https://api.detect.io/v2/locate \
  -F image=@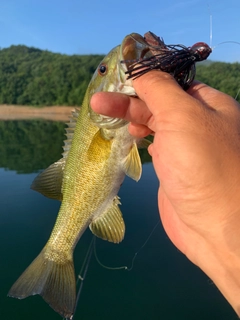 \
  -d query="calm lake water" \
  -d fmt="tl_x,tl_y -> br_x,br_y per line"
0,120 -> 237,320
